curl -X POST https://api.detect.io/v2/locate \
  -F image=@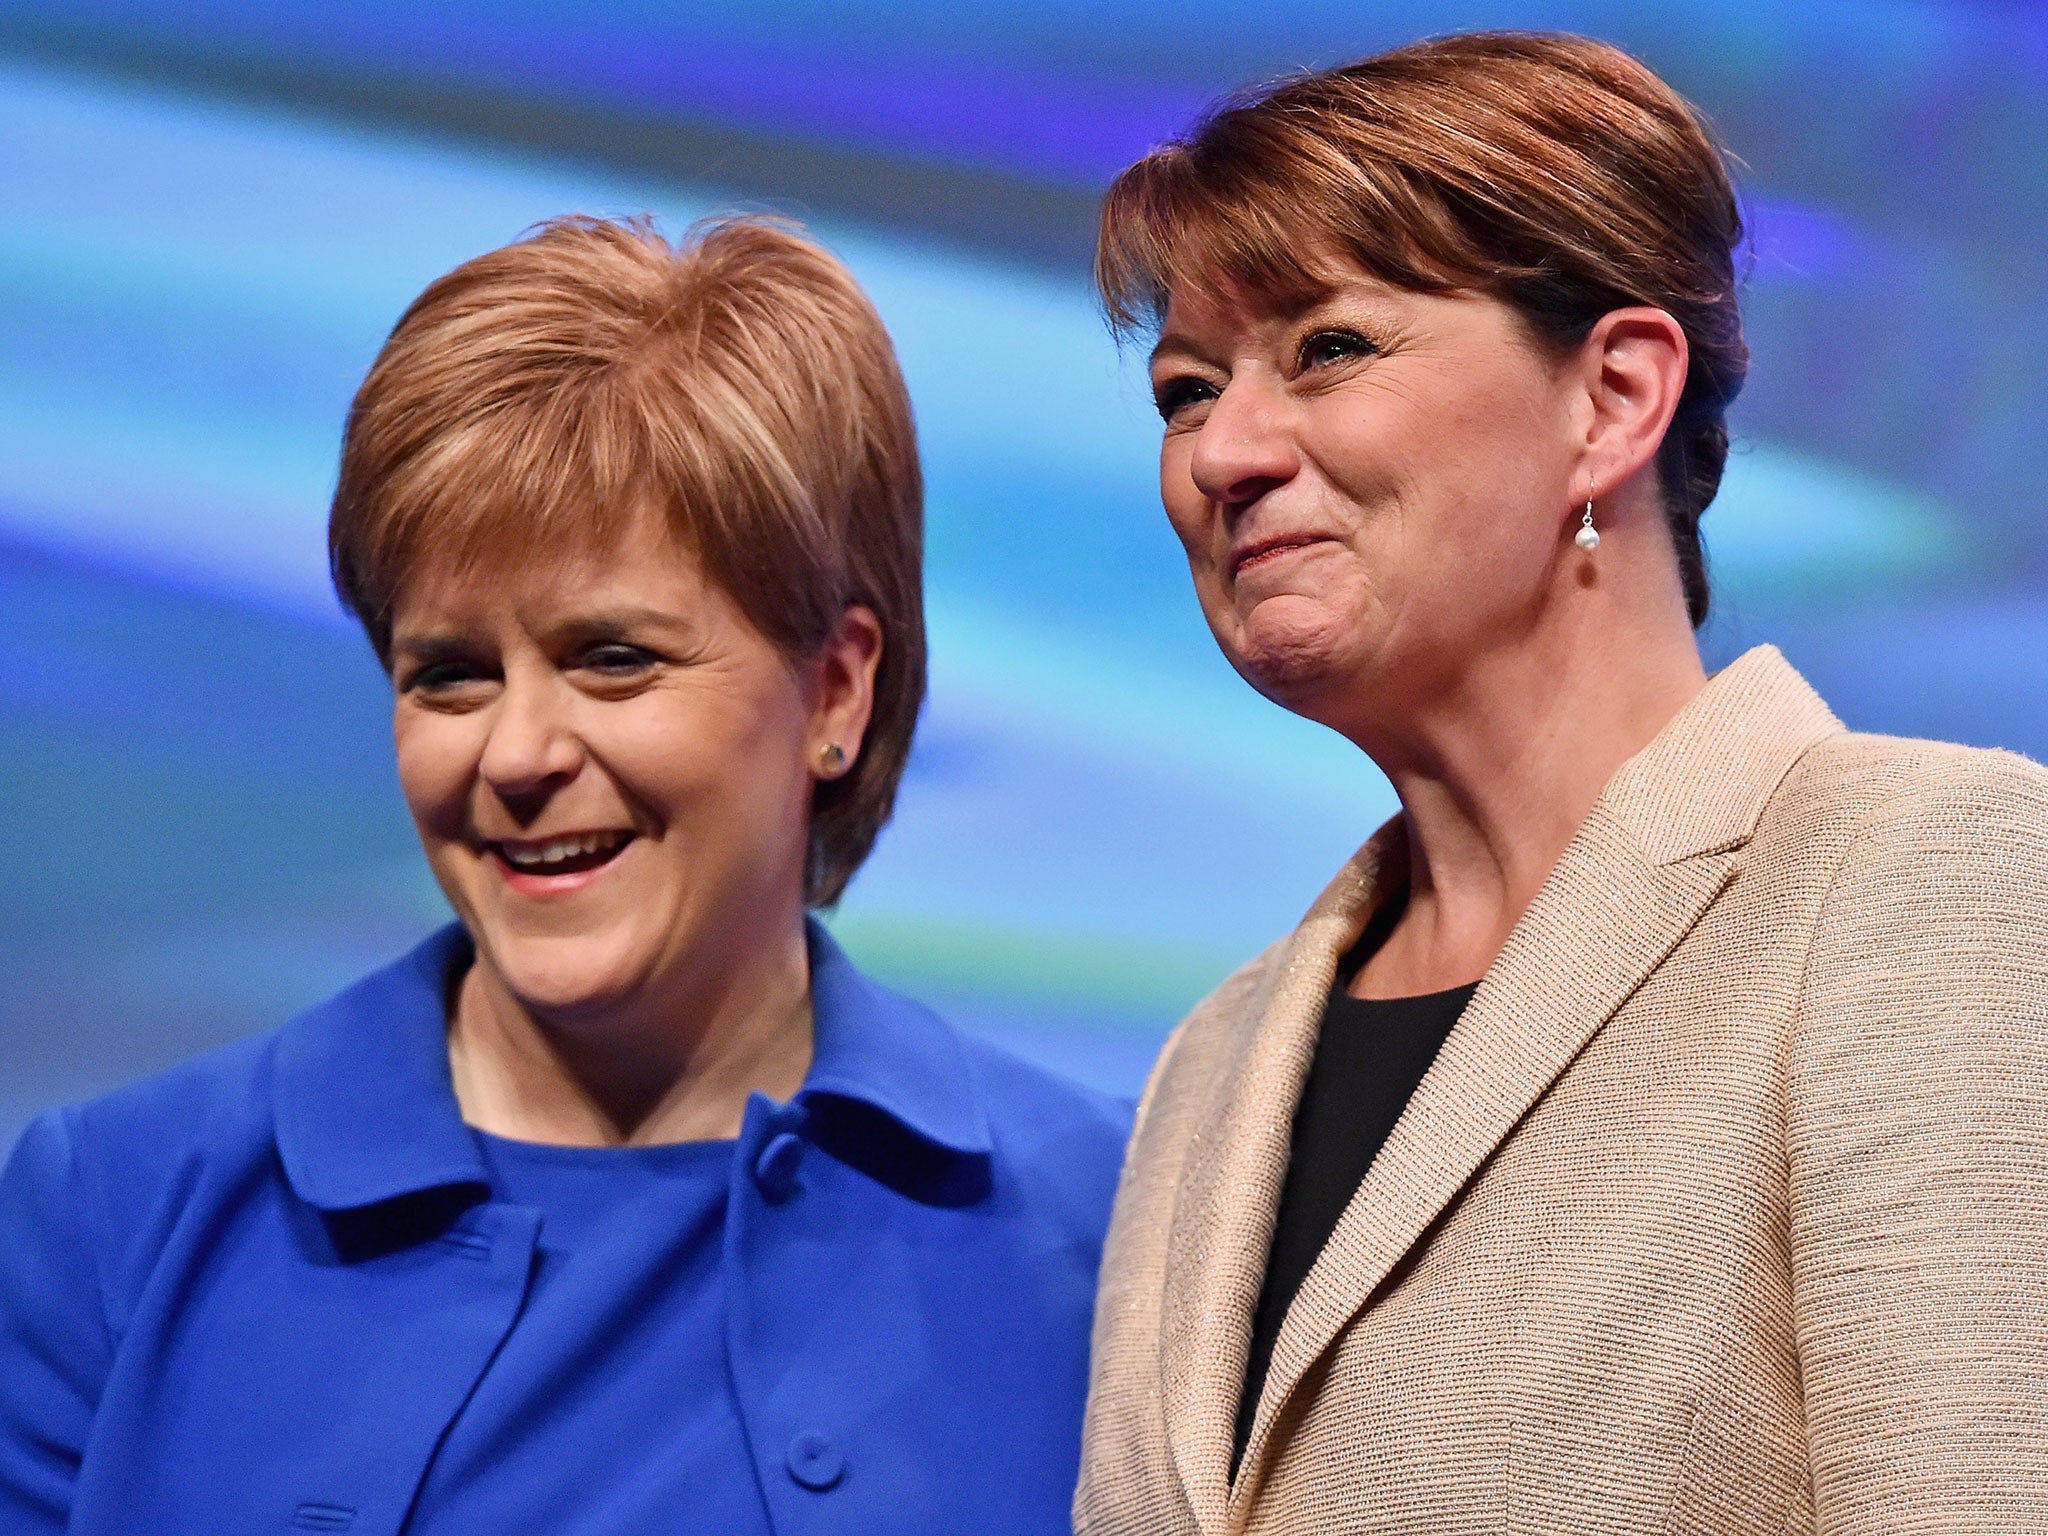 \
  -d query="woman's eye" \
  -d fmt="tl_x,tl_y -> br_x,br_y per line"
1153,376 -> 1219,423
581,644 -> 657,677
1299,329 -> 1378,370
407,661 -> 485,694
